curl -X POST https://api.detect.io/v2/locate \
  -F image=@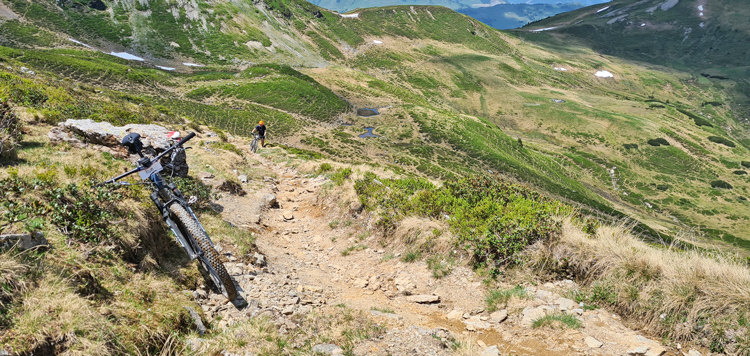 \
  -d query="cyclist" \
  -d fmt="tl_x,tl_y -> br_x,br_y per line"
251,121 -> 267,149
